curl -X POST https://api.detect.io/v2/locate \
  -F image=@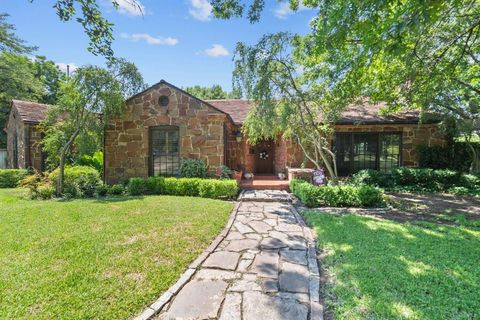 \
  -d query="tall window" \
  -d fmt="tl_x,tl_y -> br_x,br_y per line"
150,126 -> 180,176
334,132 -> 402,175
